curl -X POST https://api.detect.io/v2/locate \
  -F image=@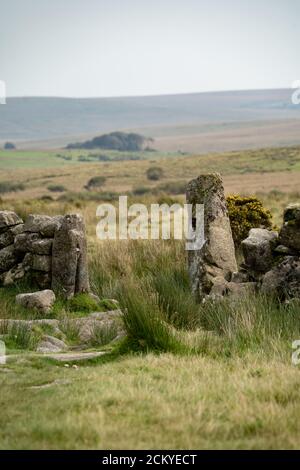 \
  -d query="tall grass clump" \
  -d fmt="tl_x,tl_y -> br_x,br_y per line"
89,321 -> 118,347
150,266 -> 201,329
118,282 -> 186,354
197,294 -> 300,356
6,323 -> 39,350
